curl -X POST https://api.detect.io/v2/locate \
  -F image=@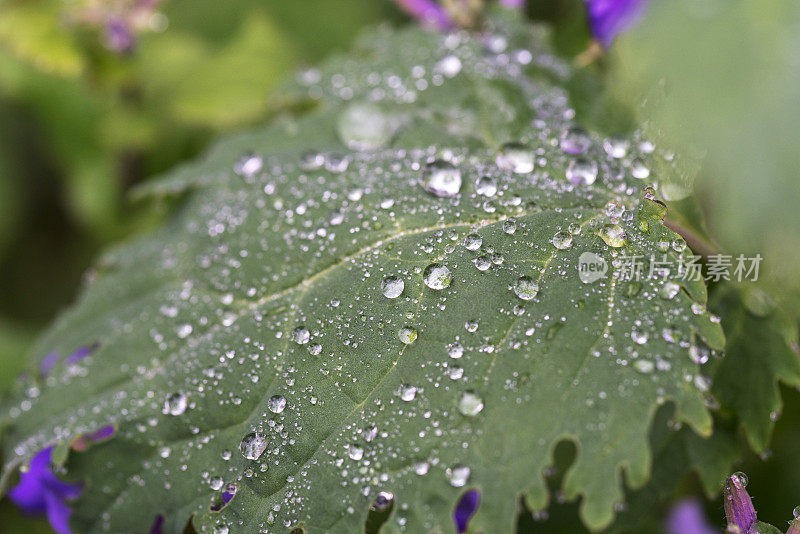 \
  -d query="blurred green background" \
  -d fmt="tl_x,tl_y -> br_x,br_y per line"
0,0 -> 798,532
